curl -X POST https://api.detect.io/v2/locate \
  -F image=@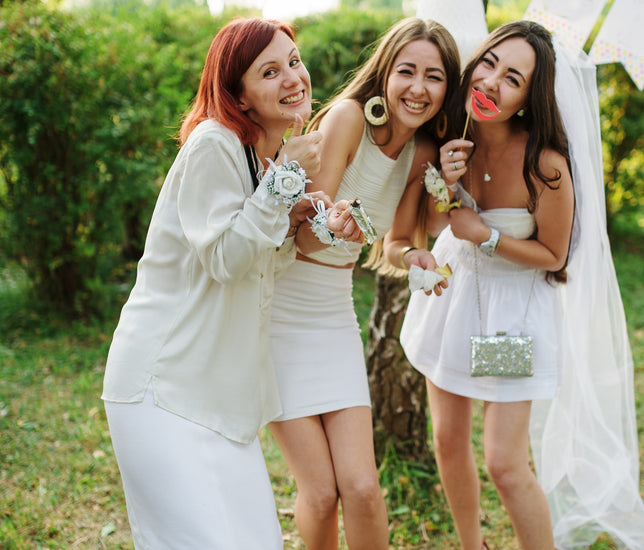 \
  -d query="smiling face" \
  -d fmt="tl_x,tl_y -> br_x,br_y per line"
238,30 -> 312,133
468,36 -> 536,123
385,38 -> 448,131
